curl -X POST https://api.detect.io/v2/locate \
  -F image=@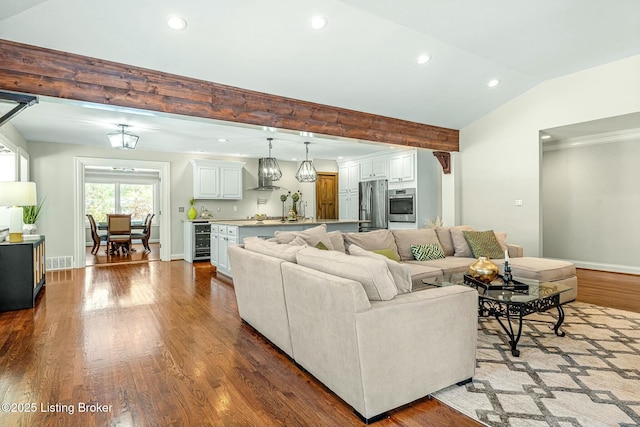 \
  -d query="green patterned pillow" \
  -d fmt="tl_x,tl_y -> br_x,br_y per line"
411,243 -> 446,261
372,248 -> 400,262
462,230 -> 504,259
